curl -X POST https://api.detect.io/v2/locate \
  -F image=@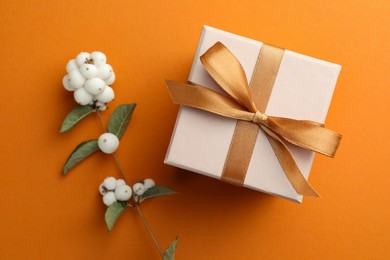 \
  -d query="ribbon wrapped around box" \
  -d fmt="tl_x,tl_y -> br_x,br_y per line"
165,26 -> 342,202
